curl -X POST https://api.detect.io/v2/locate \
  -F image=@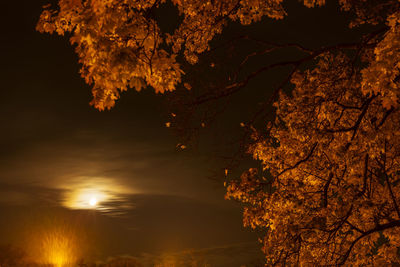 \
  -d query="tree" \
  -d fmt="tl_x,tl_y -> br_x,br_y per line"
0,244 -> 27,267
103,256 -> 142,267
37,0 -> 400,265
